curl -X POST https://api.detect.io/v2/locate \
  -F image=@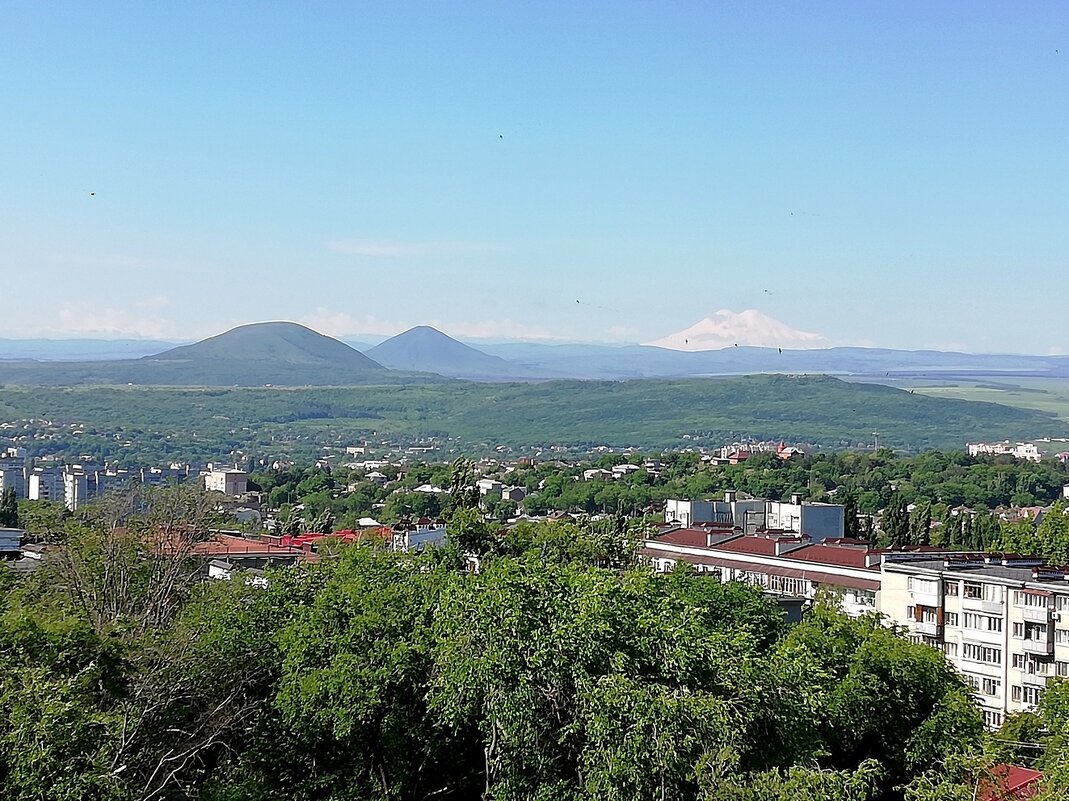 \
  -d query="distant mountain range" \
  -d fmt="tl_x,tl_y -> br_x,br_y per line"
366,326 -> 536,380
0,323 -> 431,386
0,320 -> 1067,386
